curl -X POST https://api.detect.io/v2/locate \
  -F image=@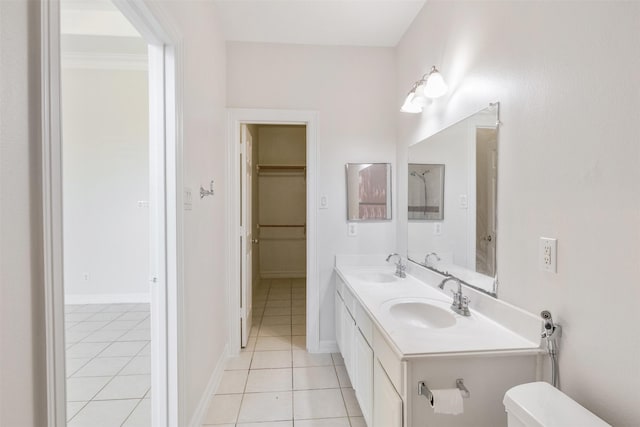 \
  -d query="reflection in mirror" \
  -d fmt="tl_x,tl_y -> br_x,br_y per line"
407,103 -> 499,296
346,163 -> 392,221
408,164 -> 445,221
